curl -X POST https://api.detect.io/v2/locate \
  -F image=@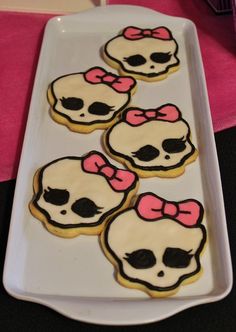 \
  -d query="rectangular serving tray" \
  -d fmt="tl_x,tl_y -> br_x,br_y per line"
3,5 -> 232,325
